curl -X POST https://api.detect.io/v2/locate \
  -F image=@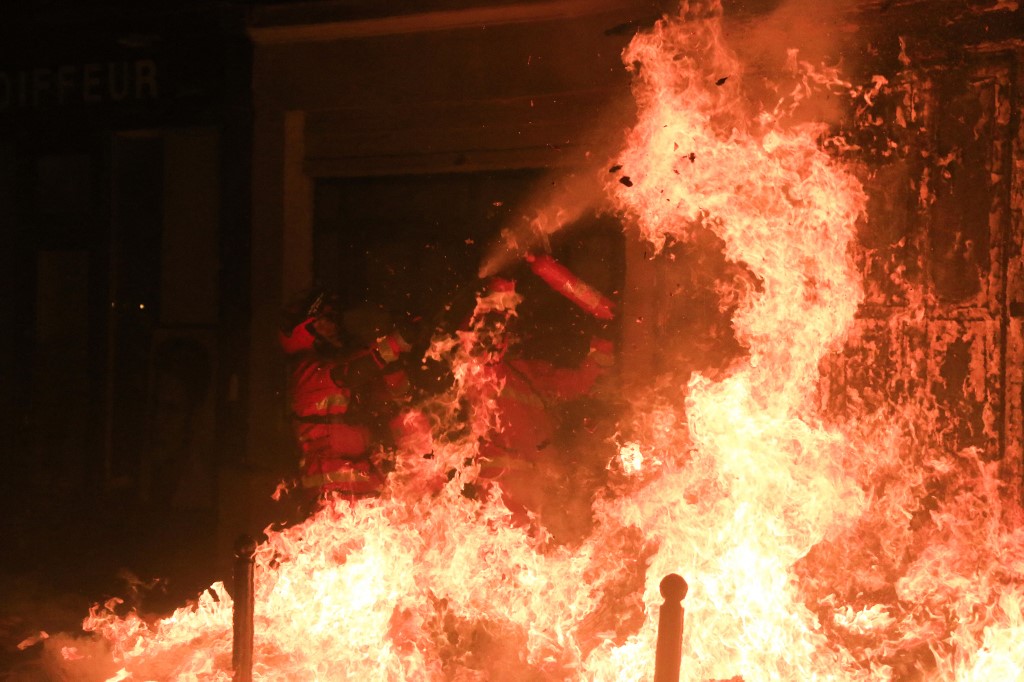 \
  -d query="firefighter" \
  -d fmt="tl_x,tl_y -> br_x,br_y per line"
471,255 -> 618,539
278,292 -> 419,508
